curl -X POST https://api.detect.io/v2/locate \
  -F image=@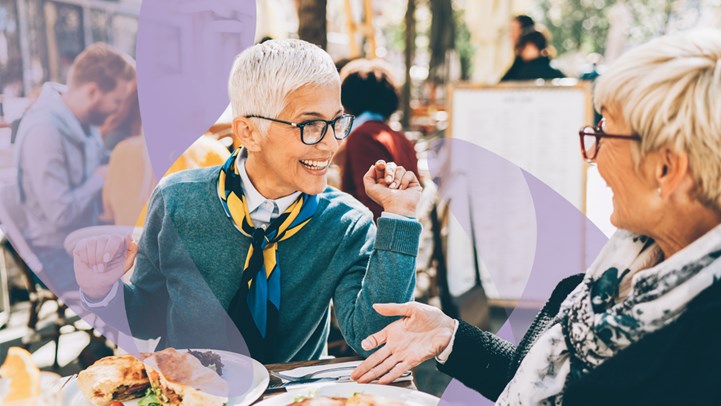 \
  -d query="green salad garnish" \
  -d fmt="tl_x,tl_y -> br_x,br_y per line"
138,388 -> 163,406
